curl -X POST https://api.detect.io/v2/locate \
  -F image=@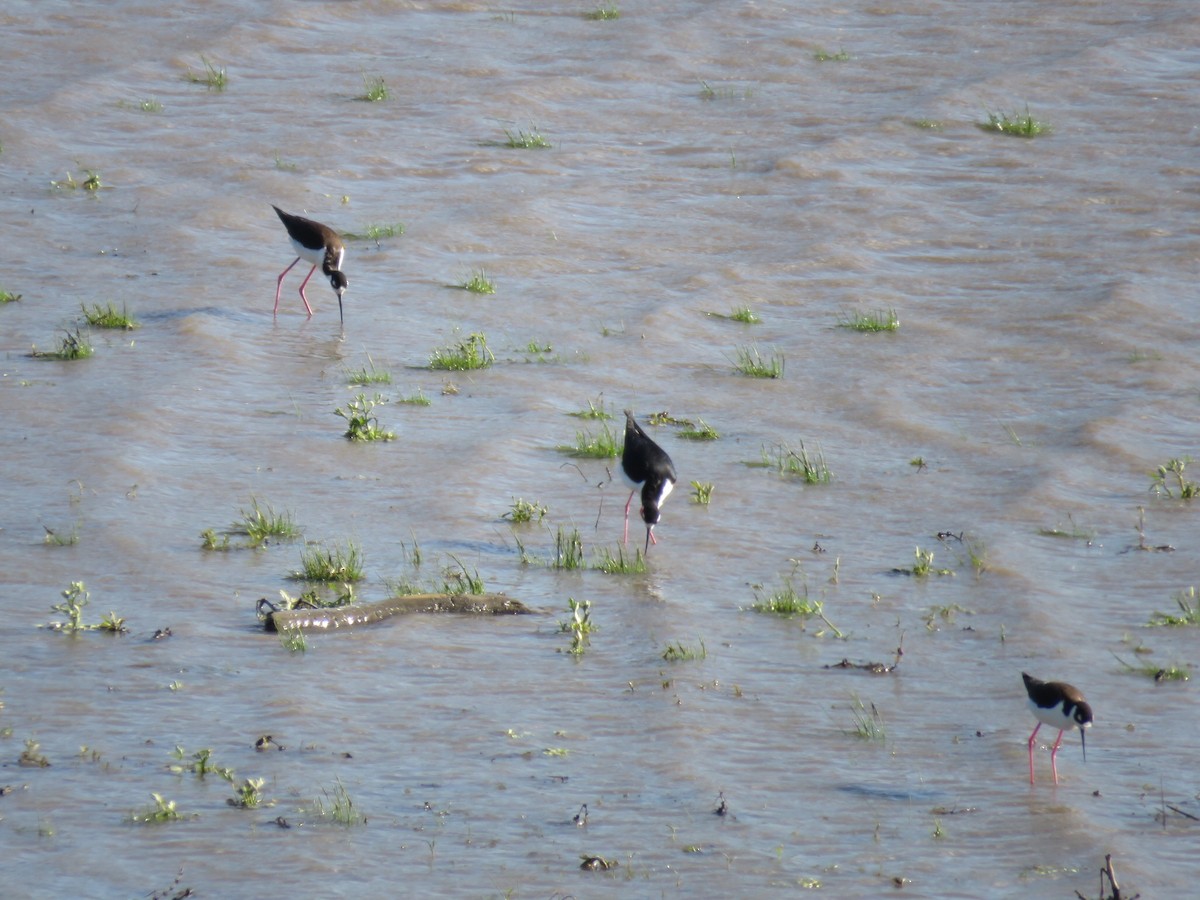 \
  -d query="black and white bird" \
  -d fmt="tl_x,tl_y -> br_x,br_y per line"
1022,672 -> 1093,785
272,205 -> 348,322
620,410 -> 677,553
